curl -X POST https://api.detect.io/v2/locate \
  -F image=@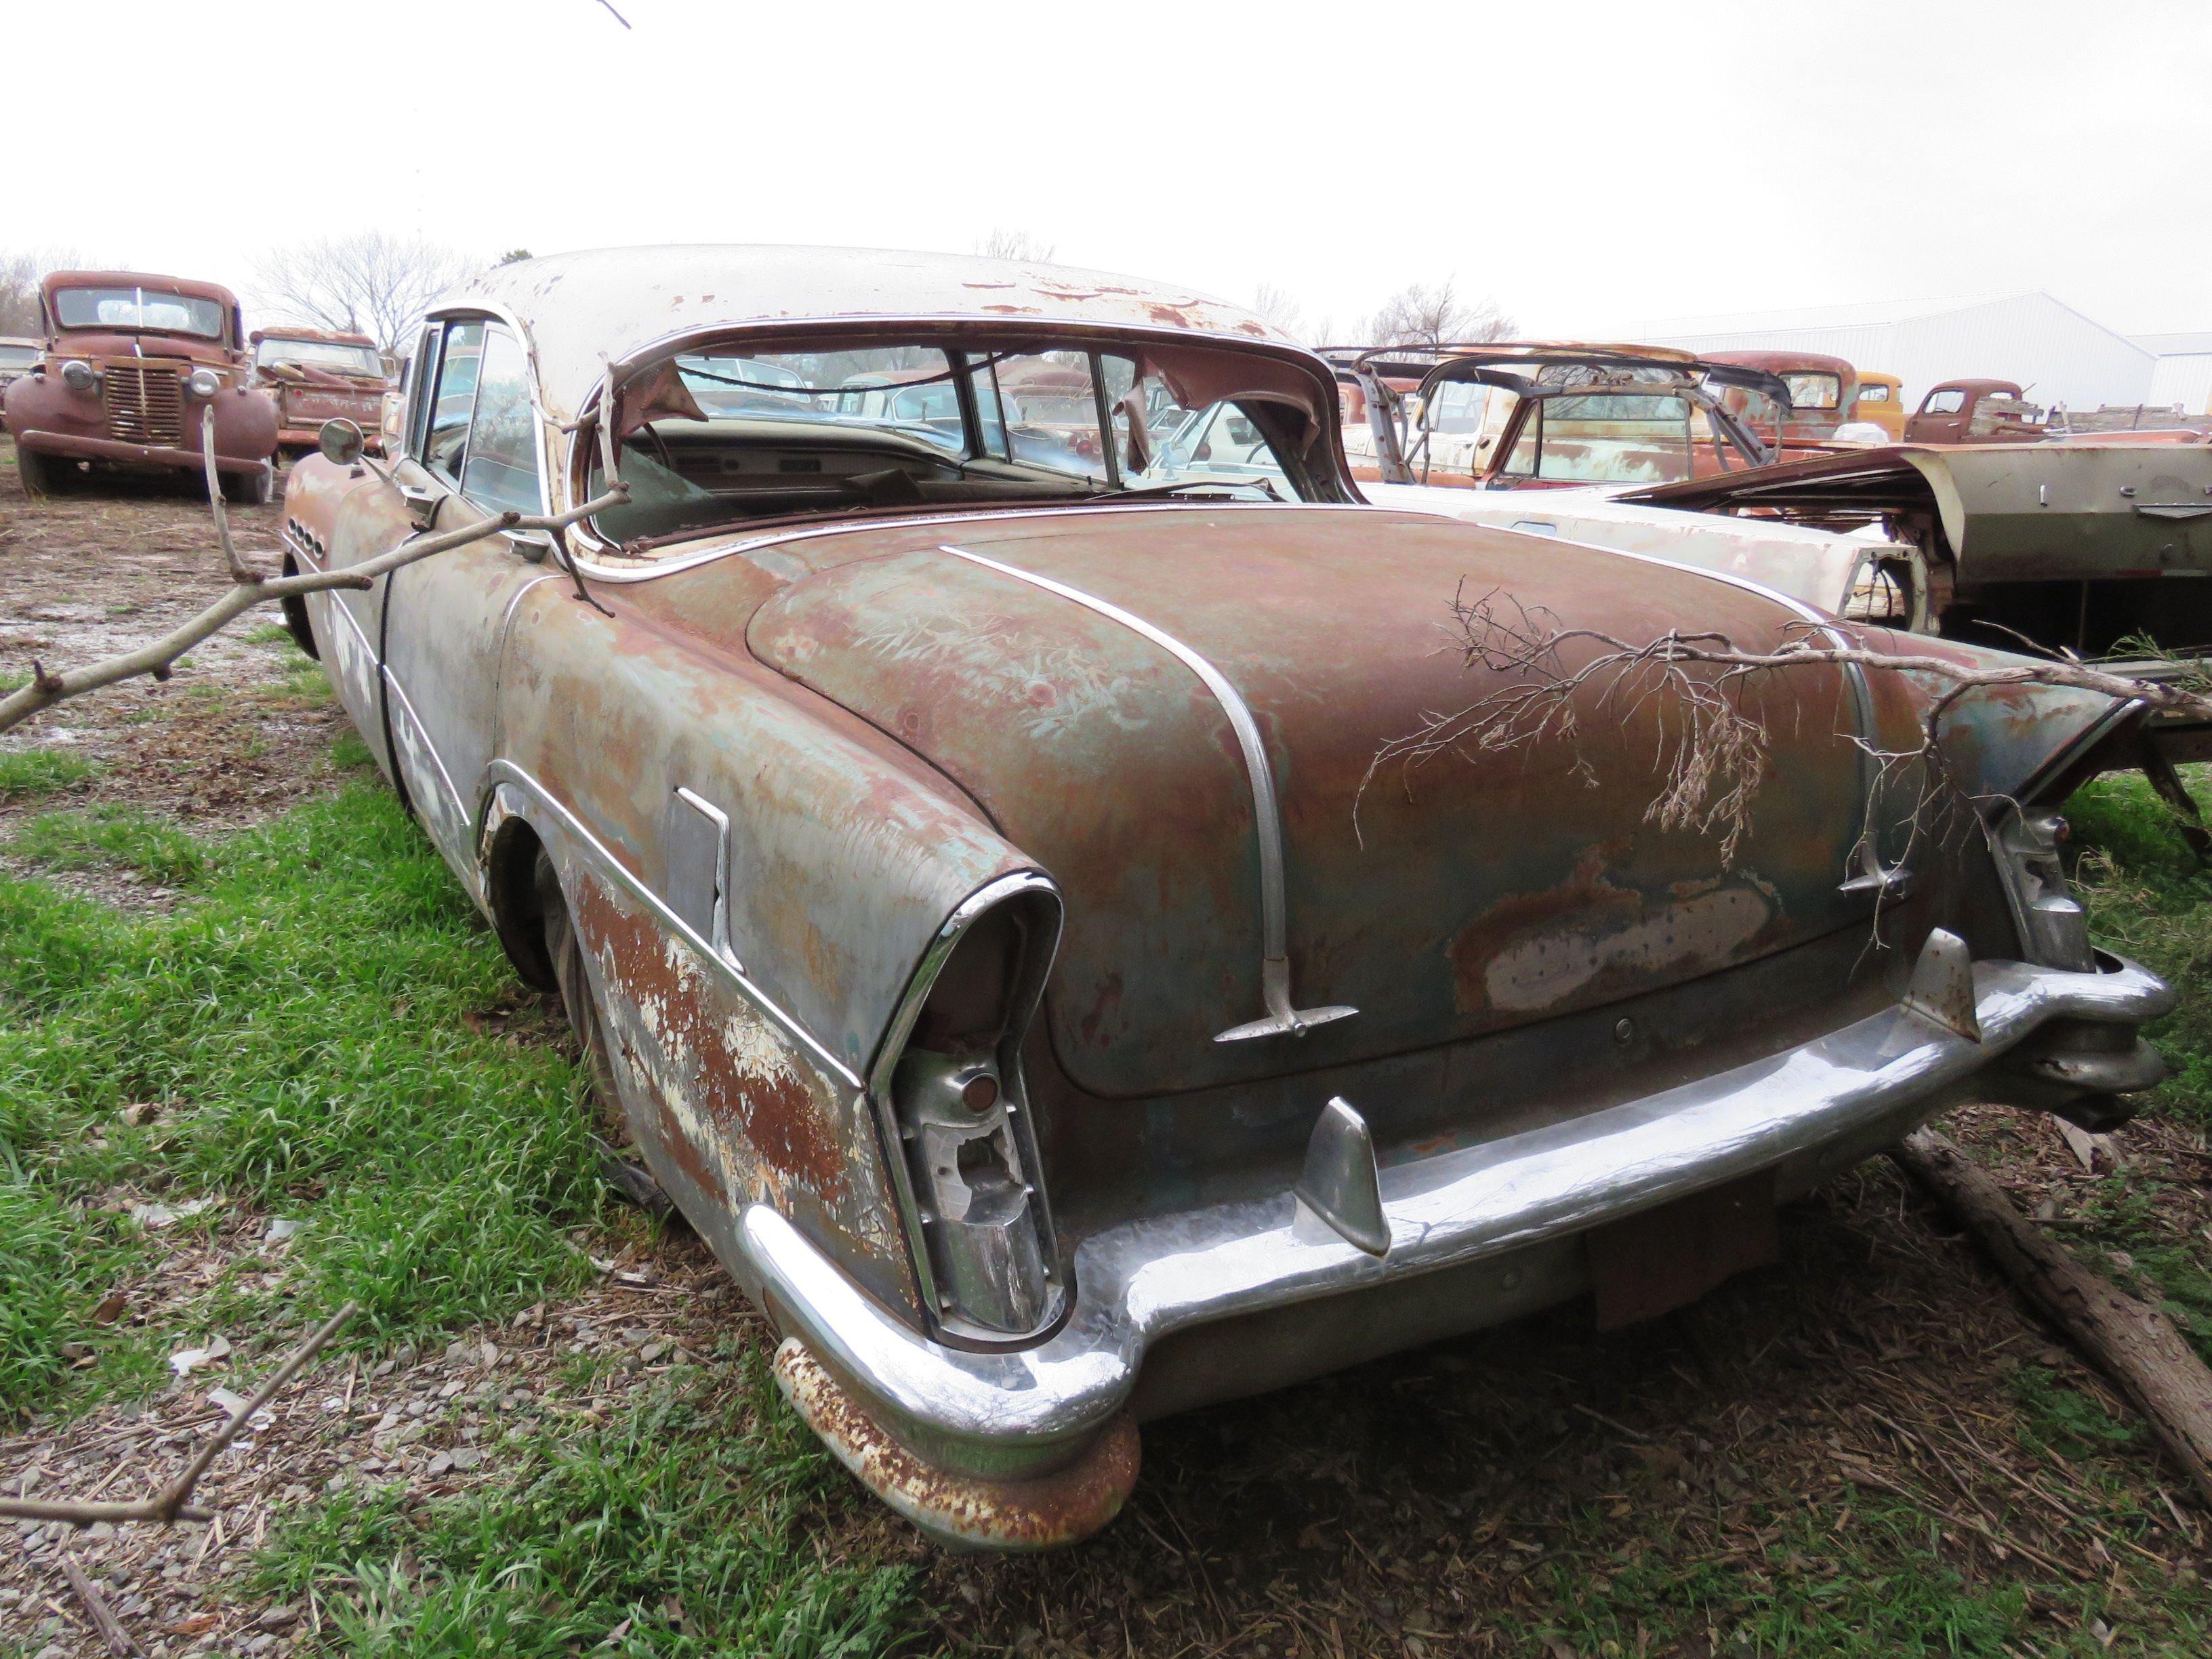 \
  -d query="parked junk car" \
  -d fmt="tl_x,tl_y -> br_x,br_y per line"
0,336 -> 37,390
283,245 -> 2171,1549
1850,371 -> 1907,441
1331,343 -> 1929,627
1705,349 -> 1861,449
2,270 -> 279,501
1904,378 -> 2048,444
252,327 -> 392,454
